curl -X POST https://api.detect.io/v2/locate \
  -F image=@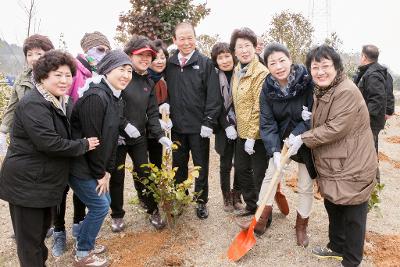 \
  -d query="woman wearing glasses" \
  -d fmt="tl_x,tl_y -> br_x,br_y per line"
288,45 -> 377,267
229,28 -> 269,217
69,31 -> 111,103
